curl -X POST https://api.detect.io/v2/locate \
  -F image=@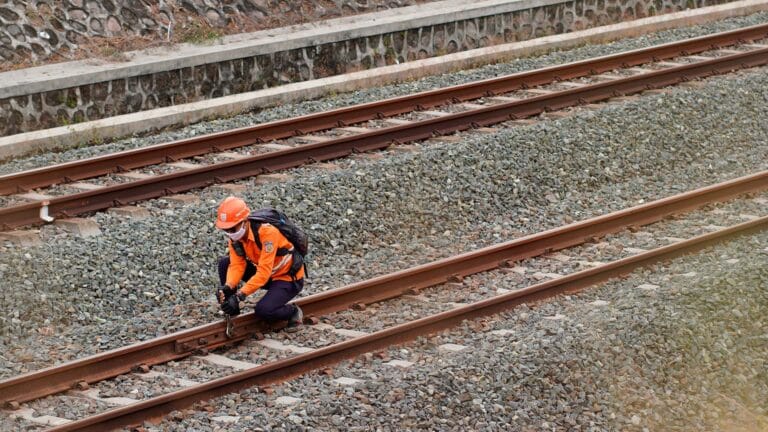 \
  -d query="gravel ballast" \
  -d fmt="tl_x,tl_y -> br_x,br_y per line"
1,65 -> 767,377
1,12 -> 768,174
149,229 -> 768,432
0,12 -> 767,430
